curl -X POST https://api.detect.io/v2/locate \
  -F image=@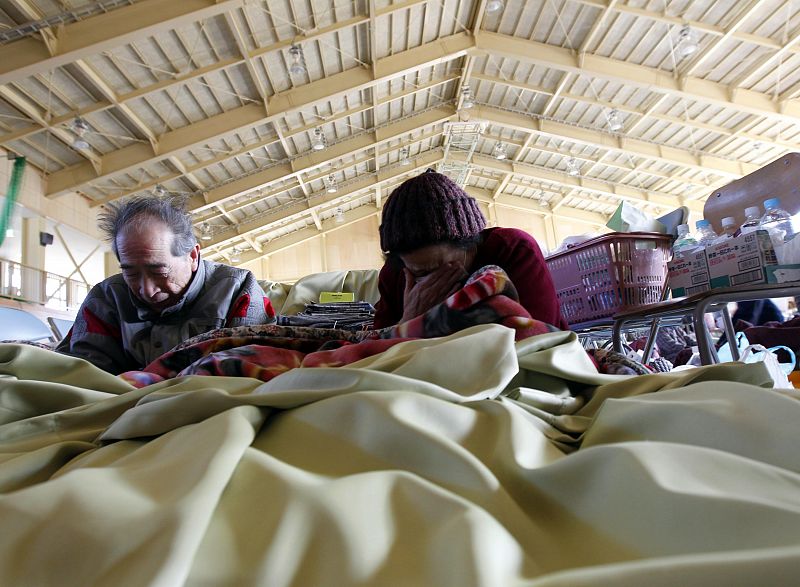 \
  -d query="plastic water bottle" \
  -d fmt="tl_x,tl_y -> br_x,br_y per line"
759,197 -> 796,247
739,206 -> 762,235
695,219 -> 718,246
716,217 -> 737,241
672,223 -> 699,259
